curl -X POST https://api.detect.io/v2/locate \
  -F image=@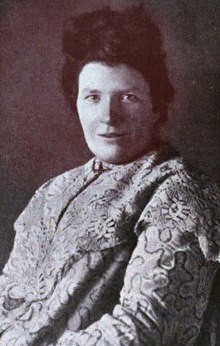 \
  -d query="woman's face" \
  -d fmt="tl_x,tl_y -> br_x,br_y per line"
76,62 -> 159,164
